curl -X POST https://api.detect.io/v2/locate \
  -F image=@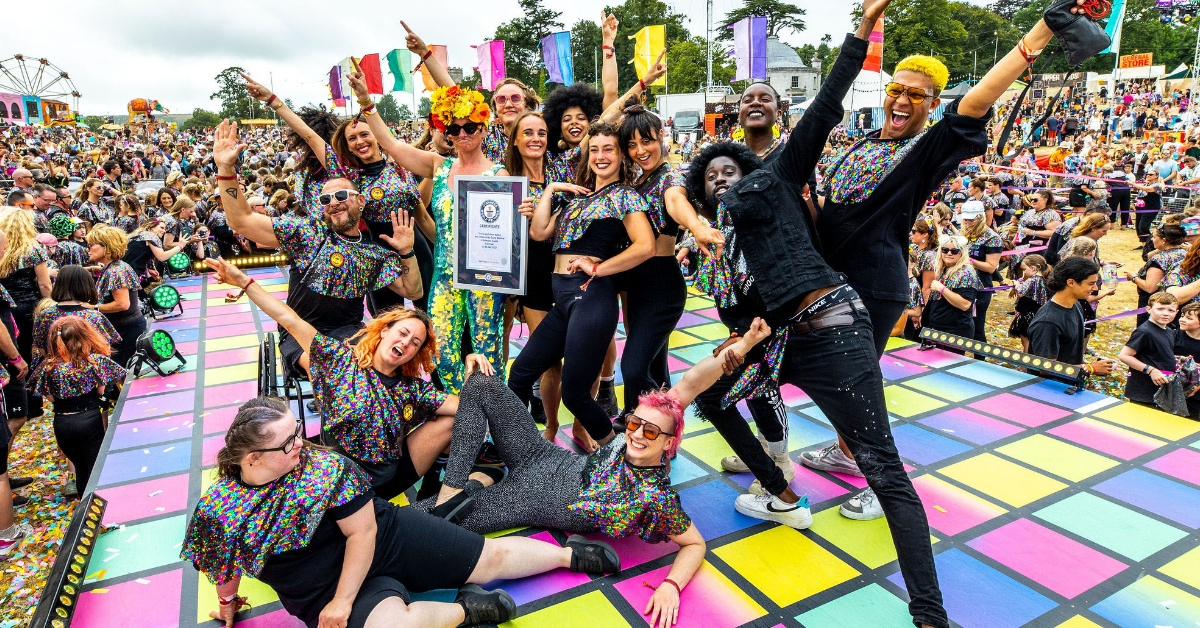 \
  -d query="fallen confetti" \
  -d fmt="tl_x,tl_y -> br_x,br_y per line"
934,505 -> 948,513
